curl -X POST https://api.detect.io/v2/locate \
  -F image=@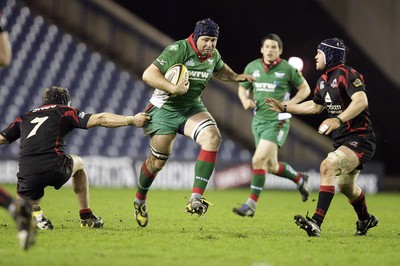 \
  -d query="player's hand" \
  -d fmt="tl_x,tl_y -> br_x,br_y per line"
242,99 -> 256,110
265,98 -> 284,112
133,112 -> 151,127
235,74 -> 255,82
317,118 -> 341,135
171,77 -> 190,97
